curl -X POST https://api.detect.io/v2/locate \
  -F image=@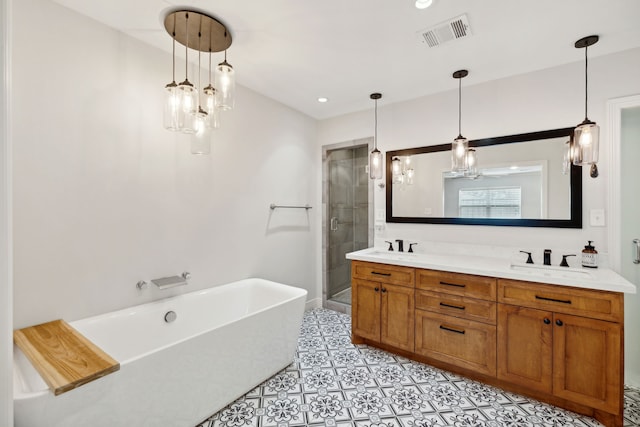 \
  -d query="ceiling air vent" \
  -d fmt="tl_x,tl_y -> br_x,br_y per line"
418,14 -> 472,48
